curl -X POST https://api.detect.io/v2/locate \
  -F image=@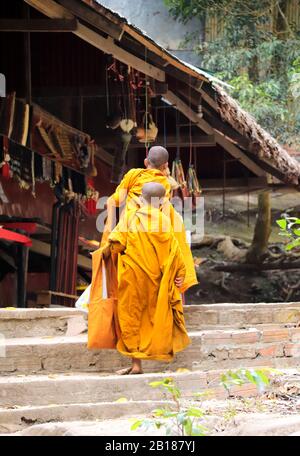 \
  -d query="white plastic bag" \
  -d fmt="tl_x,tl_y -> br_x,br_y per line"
75,284 -> 90,313
75,263 -> 107,313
